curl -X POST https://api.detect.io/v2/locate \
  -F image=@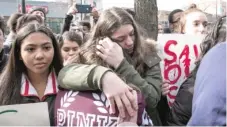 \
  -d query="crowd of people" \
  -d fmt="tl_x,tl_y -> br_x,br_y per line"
0,3 -> 226,126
